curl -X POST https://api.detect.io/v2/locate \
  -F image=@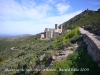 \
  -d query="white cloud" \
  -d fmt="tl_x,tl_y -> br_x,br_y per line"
0,21 -> 47,35
0,10 -> 82,35
41,10 -> 82,24
56,3 -> 70,14
0,0 -> 51,21
0,0 -> 82,35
